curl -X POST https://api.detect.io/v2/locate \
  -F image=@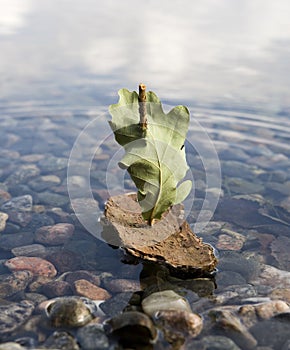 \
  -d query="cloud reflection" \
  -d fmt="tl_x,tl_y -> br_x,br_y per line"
0,0 -> 290,113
